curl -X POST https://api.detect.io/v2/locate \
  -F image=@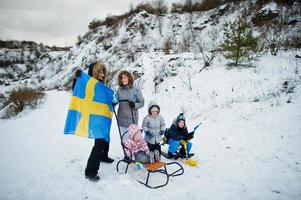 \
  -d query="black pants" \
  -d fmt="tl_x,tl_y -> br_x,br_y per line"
147,143 -> 161,154
85,138 -> 109,176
